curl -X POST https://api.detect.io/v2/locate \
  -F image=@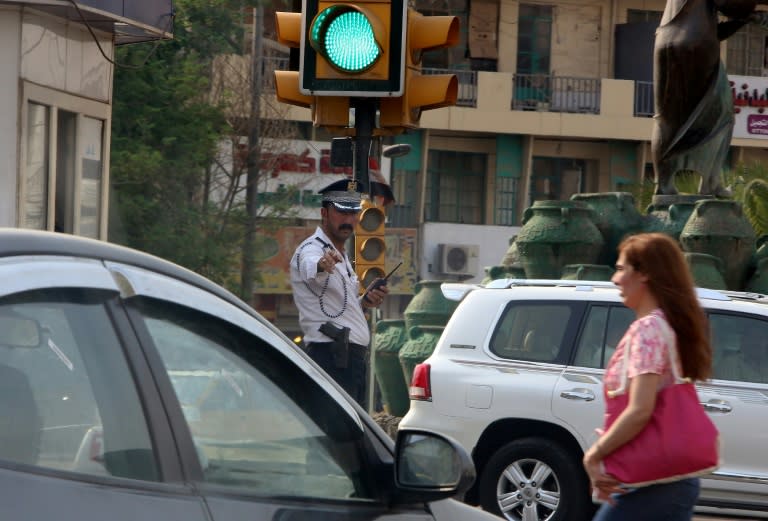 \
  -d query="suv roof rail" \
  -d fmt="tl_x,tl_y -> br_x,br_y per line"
700,288 -> 768,302
441,283 -> 481,301
449,279 -> 768,304
484,278 -> 617,290
441,279 -> 618,302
